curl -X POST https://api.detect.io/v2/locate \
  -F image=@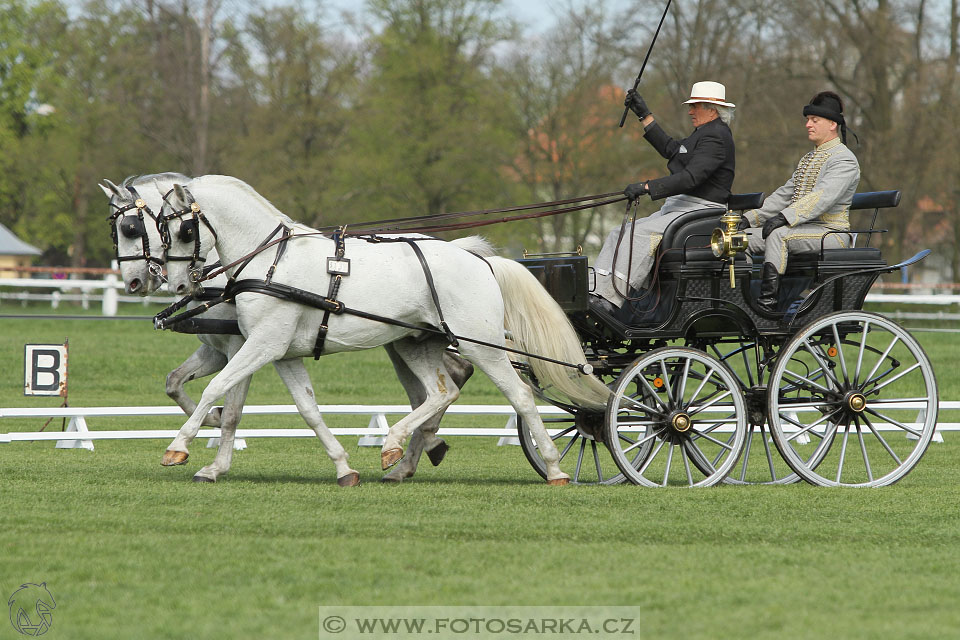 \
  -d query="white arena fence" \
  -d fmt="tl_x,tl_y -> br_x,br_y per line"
1,269 -> 960,318
0,402 -> 950,450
